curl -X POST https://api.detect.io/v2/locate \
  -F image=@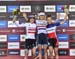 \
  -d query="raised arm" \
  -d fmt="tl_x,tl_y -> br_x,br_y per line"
22,13 -> 28,22
60,12 -> 69,24
13,15 -> 17,23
